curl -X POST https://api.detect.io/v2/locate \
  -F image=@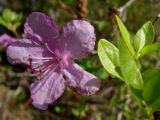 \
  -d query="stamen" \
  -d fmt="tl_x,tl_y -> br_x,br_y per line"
31,59 -> 50,63
45,43 -> 56,55
28,55 -> 33,70
31,56 -> 53,60
30,59 -> 58,74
